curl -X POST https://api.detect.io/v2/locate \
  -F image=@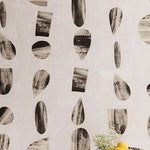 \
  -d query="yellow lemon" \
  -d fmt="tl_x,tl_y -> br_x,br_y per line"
117,142 -> 128,150
107,148 -> 114,150
114,147 -> 125,150
114,147 -> 126,150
